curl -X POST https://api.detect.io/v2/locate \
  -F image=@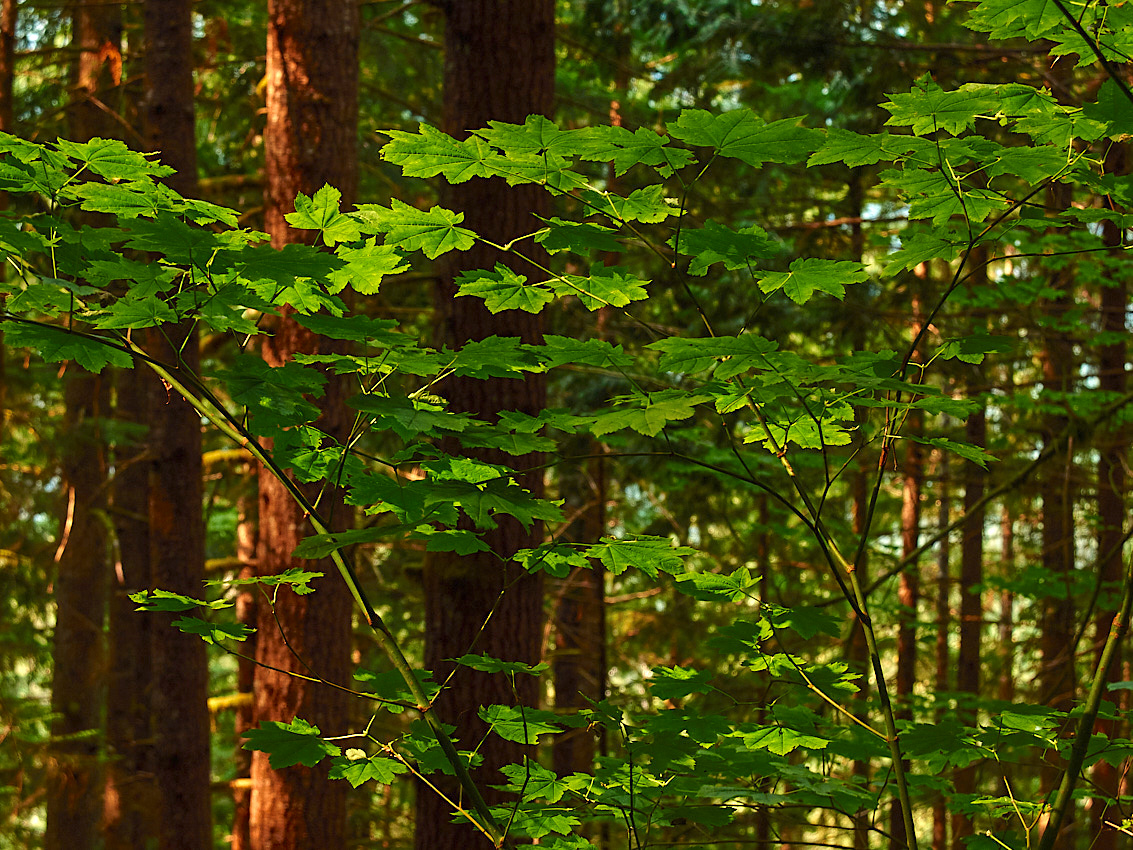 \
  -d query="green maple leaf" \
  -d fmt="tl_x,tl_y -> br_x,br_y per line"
583,536 -> 692,578
674,220 -> 778,276
648,334 -> 778,379
130,588 -> 233,612
584,124 -> 695,176
294,312 -> 402,344
591,389 -> 712,437
536,336 -> 633,369
499,761 -> 587,803
454,653 -> 549,677
1084,78 -> 1133,137
882,229 -> 964,275
243,718 -> 340,769
757,258 -> 868,304
171,617 -> 255,645
205,567 -> 324,595
329,753 -> 407,788
380,124 -> 494,183
513,543 -> 591,578
808,128 -> 891,168
56,137 -> 174,181
355,199 -> 476,259
285,184 -> 361,245
534,217 -> 624,255
4,322 -> 132,372
649,666 -> 713,700
455,264 -> 553,314
479,705 -> 562,744
668,109 -> 820,166
93,295 -> 177,329
883,76 -> 1001,135
737,726 -> 829,756
550,268 -> 649,310
589,185 -> 675,223
473,114 -> 579,157
675,567 -> 759,603
330,240 -> 409,295
66,180 -> 163,218
121,212 -> 222,263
